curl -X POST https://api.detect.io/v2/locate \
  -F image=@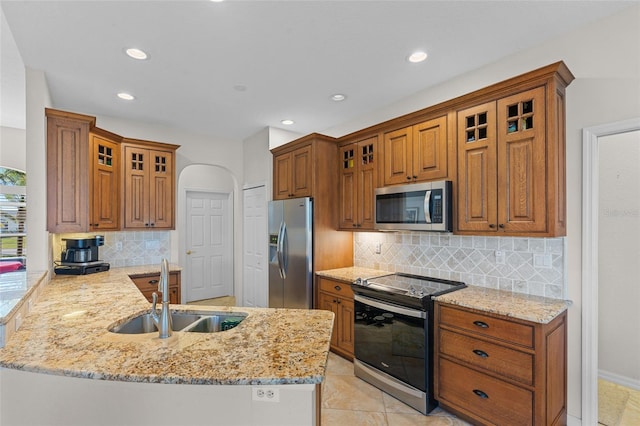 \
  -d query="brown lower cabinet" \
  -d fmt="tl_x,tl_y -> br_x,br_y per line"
129,271 -> 181,304
317,277 -> 354,360
434,302 -> 567,426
